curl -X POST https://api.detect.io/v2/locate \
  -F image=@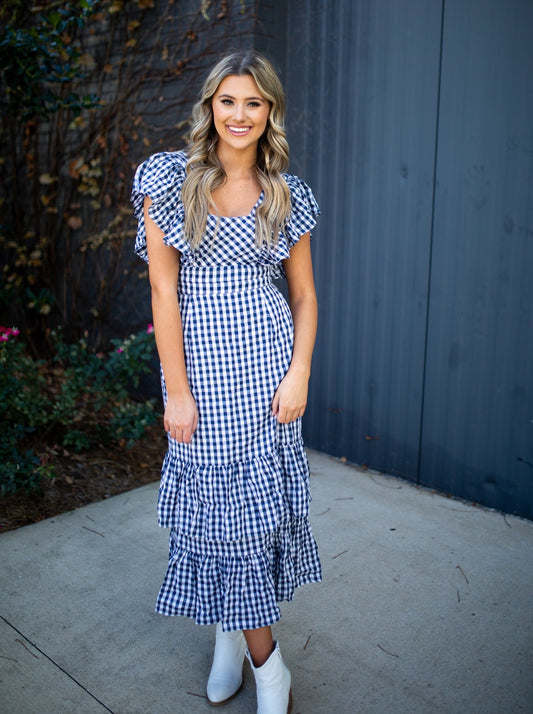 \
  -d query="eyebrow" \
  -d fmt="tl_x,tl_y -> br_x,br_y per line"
217,93 -> 265,101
